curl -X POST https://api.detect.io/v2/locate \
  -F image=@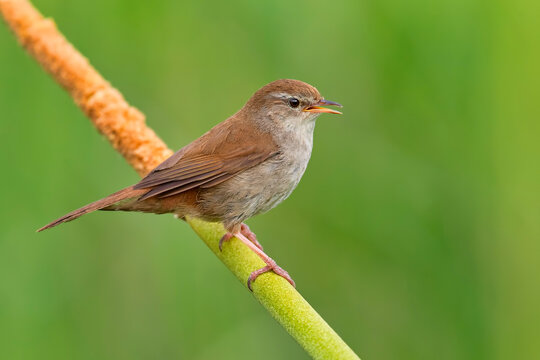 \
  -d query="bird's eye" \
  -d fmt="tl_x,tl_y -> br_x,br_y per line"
288,97 -> 300,108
